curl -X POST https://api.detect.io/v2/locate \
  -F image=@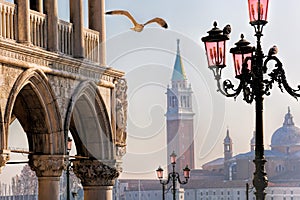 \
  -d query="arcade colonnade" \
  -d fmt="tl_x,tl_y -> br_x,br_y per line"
0,0 -> 128,199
